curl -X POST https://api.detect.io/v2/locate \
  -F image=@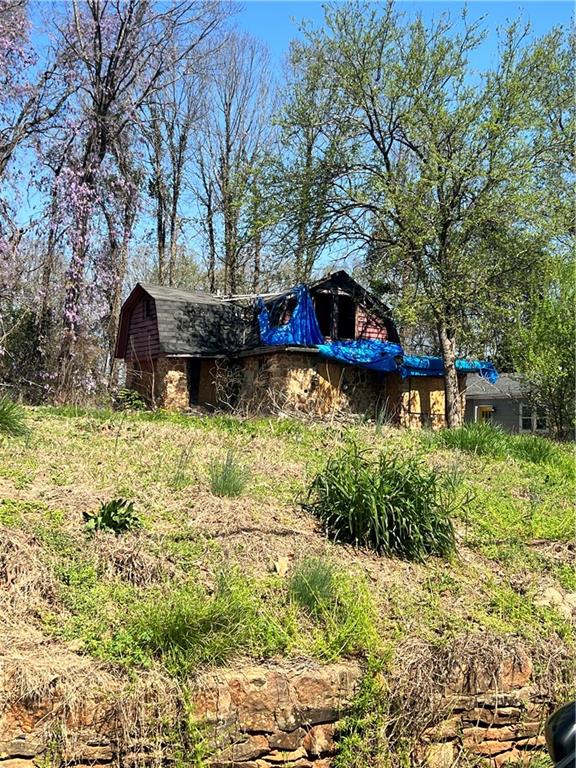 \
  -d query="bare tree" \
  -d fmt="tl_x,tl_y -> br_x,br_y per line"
194,32 -> 275,294
142,52 -> 206,285
54,0 -> 229,389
